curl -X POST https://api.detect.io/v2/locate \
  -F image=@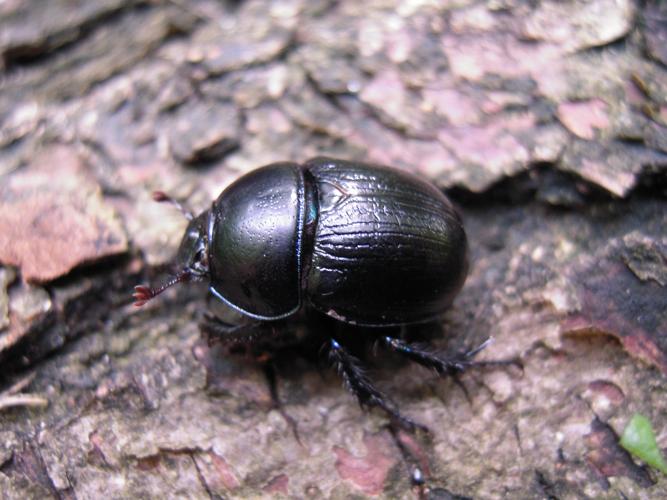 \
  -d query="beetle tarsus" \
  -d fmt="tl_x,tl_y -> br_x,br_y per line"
385,418 -> 431,491
328,338 -> 427,433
